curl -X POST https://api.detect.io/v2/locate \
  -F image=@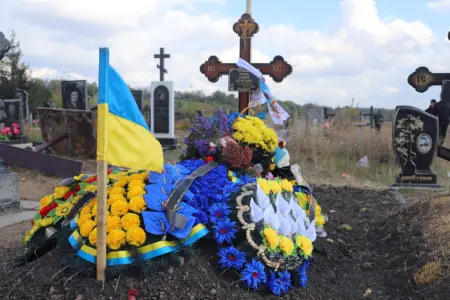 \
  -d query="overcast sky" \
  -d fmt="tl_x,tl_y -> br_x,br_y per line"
1,0 -> 450,108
